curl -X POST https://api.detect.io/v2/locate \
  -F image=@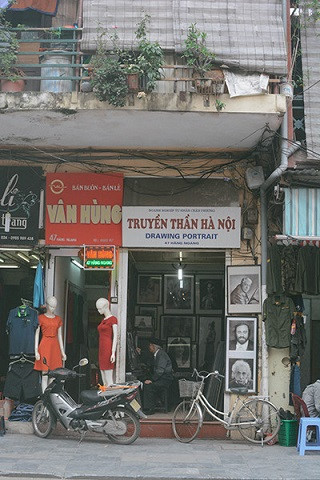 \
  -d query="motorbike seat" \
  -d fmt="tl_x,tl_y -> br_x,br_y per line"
81,388 -> 127,404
